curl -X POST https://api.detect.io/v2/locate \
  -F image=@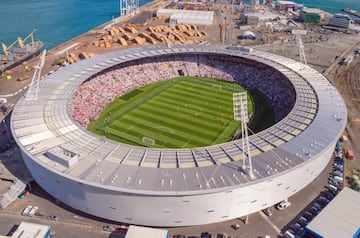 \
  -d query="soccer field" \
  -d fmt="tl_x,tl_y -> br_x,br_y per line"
88,77 -> 252,148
